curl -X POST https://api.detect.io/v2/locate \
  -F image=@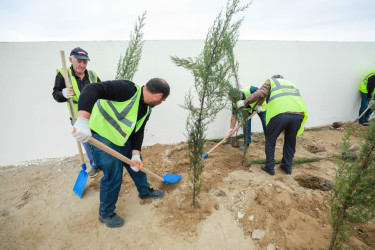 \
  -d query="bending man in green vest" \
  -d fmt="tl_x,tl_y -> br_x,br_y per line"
358,69 -> 375,126
72,78 -> 170,228
228,86 -> 267,151
52,47 -> 100,178
237,75 -> 307,175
